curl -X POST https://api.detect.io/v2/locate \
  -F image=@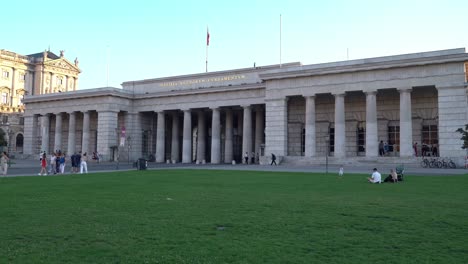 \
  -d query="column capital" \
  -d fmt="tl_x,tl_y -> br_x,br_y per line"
241,104 -> 251,109
181,108 -> 191,112
397,87 -> 412,93
210,107 -> 220,111
303,94 -> 316,99
364,90 -> 378,95
68,111 -> 76,115
332,92 -> 346,97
